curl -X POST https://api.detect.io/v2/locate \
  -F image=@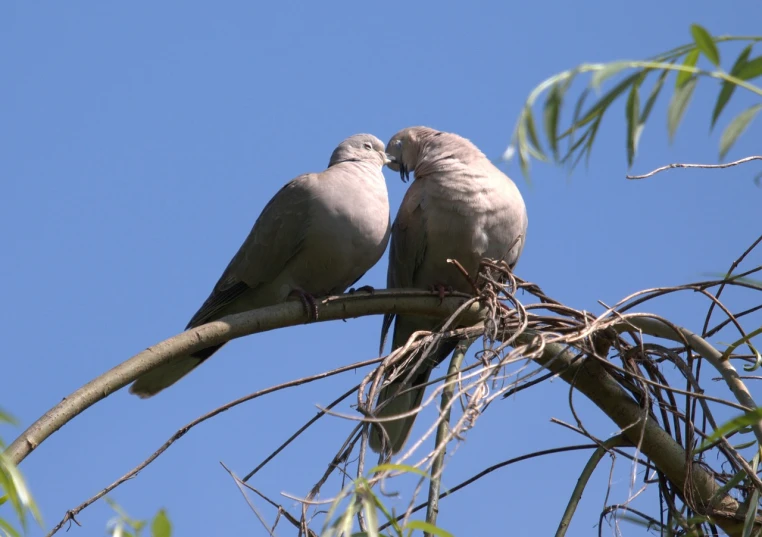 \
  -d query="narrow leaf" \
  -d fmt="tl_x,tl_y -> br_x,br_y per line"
667,76 -> 697,141
371,491 -> 403,533
569,72 -> 642,133
720,325 -> 762,372
719,103 -> 762,159
0,518 -> 21,537
625,81 -> 641,167
522,107 -> 546,160
710,469 -> 747,503
737,56 -> 762,80
676,49 -> 699,88
517,143 -> 530,178
404,521 -> 454,537
543,84 -> 562,159
697,406 -> 762,451
690,24 -> 720,66
567,87 -> 590,157
560,127 -> 590,165
370,464 -> 430,480
0,465 -> 23,527
151,509 -> 171,537
583,116 -> 603,168
361,493 -> 379,537
711,45 -> 752,128
572,71 -> 641,130
591,62 -> 631,91
640,68 -> 669,125
0,410 -> 17,426
742,452 -> 760,537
